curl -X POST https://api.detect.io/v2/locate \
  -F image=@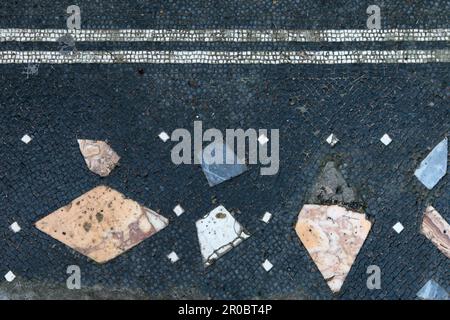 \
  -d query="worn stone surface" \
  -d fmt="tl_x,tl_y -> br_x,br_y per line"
295,204 -> 372,293
35,185 -> 169,263
196,205 -> 250,267
78,139 -> 120,177
309,161 -> 358,204
421,206 -> 450,259
414,137 -> 448,190
0,277 -> 149,300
